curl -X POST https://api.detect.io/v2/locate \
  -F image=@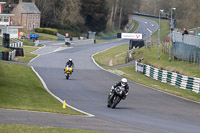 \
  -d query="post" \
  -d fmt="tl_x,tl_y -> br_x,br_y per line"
173,48 -> 175,60
158,10 -> 164,44
158,10 -> 163,60
158,41 -> 160,60
144,22 -> 147,48
147,28 -> 152,49
194,50 -> 196,64
169,8 -> 176,62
